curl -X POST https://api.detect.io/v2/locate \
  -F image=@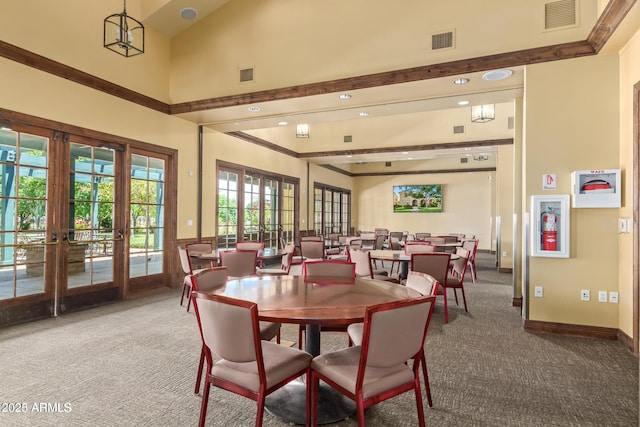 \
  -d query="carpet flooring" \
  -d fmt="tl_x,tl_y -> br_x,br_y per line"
0,252 -> 637,426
